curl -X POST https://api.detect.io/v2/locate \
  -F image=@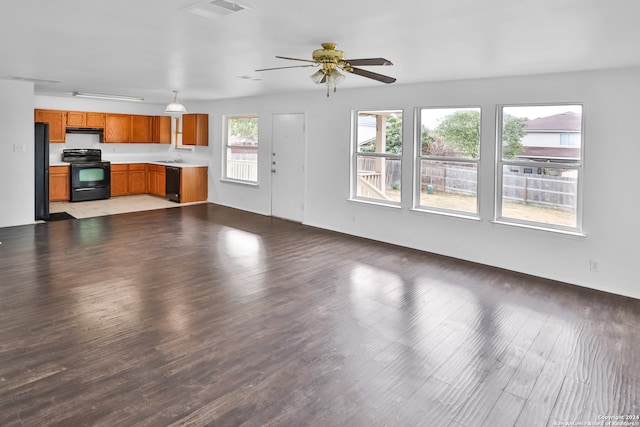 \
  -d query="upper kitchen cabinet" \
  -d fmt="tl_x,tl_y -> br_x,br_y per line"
153,116 -> 171,144
67,111 -> 105,128
104,114 -> 131,143
34,109 -> 66,143
182,114 -> 208,146
130,115 -> 154,143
